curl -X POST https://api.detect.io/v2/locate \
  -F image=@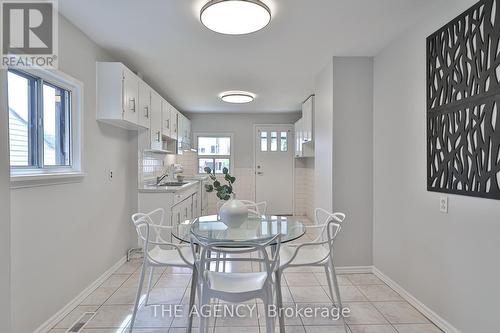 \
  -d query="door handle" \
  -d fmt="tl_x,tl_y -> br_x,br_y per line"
257,172 -> 264,175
